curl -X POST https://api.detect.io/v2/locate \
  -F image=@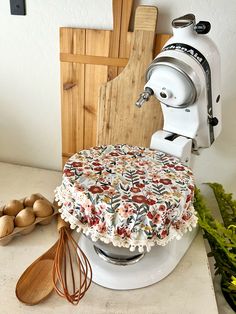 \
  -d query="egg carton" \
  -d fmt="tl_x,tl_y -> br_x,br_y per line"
0,193 -> 58,246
